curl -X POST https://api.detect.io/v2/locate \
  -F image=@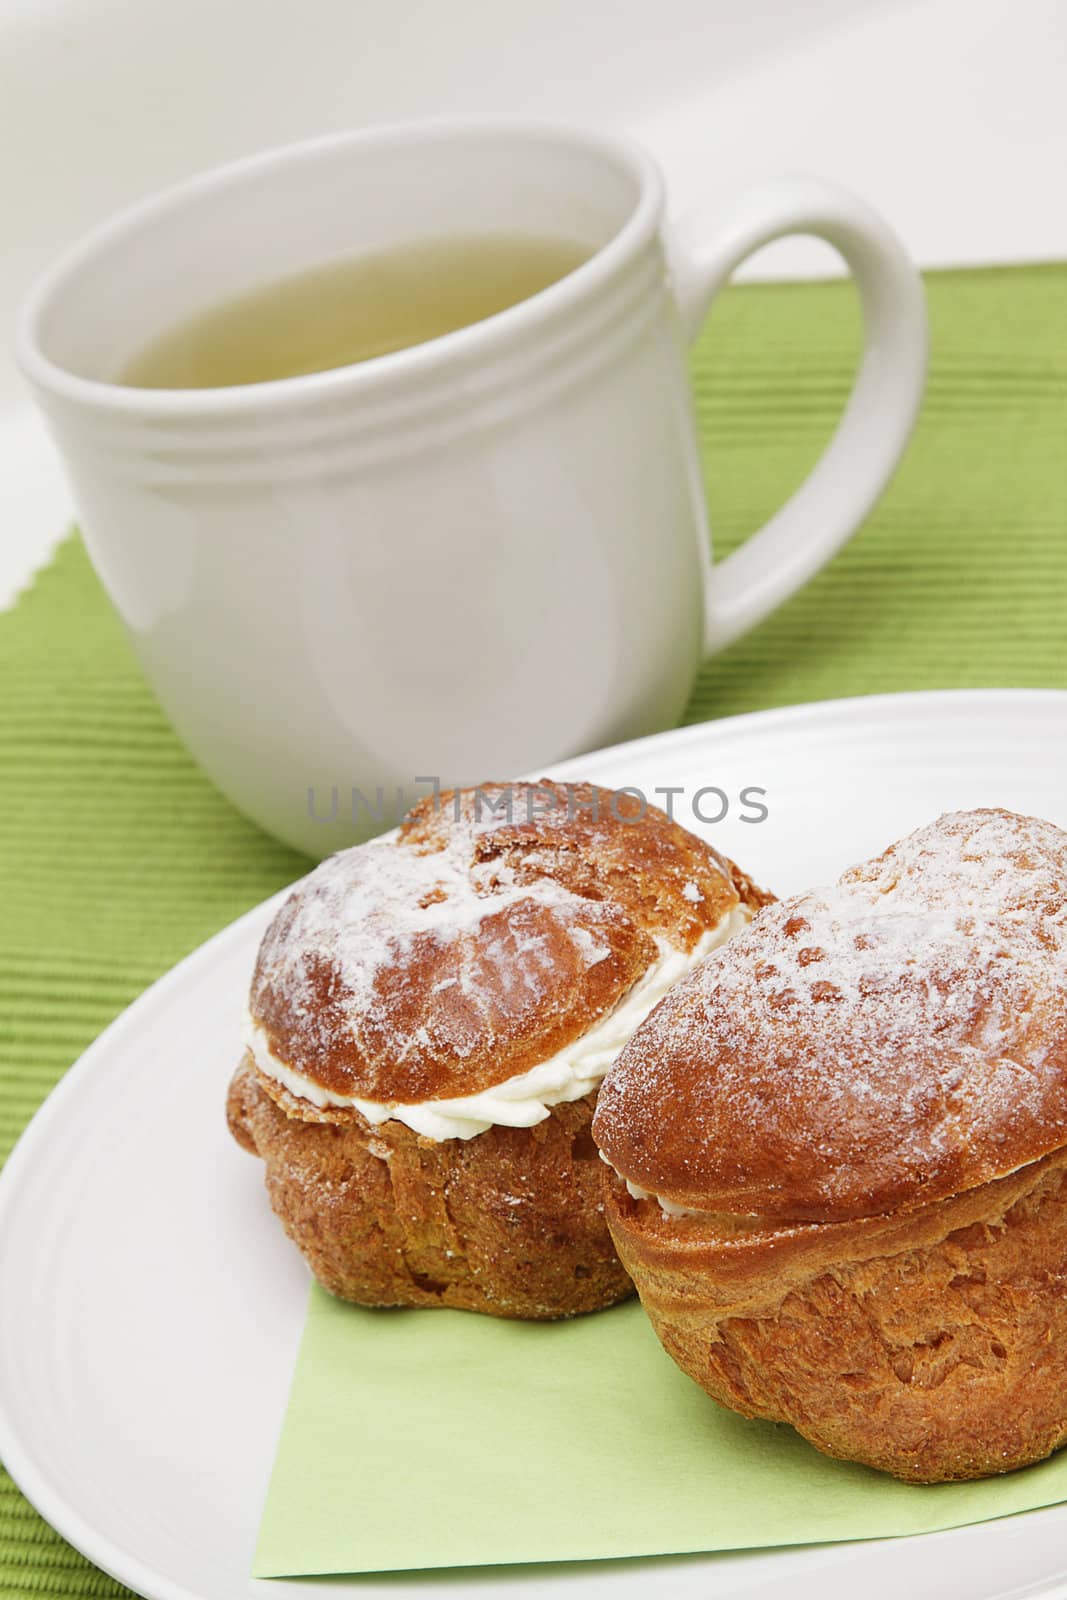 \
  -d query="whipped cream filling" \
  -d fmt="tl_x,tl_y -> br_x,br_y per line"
244,905 -> 749,1142
598,1152 -> 703,1217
